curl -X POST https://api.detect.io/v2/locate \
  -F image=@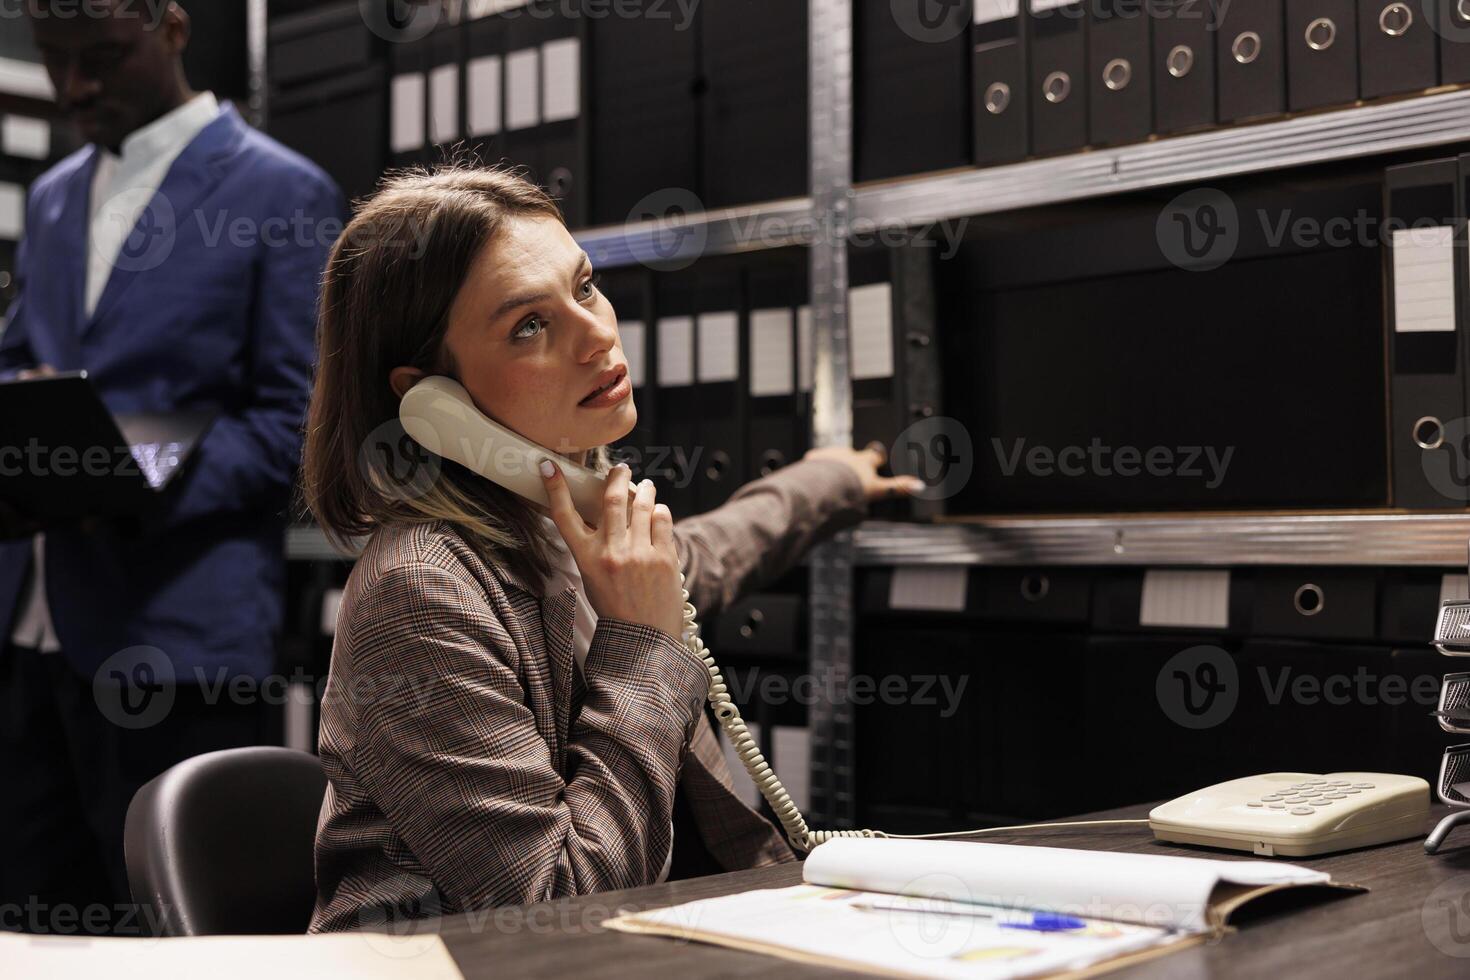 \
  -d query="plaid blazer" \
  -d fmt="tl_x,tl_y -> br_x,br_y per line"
309,459 -> 867,932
